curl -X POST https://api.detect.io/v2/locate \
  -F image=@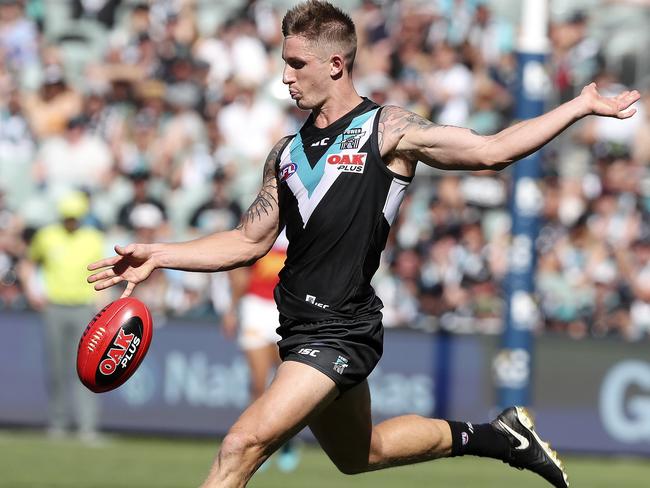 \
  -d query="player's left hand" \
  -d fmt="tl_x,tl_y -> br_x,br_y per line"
579,82 -> 640,119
